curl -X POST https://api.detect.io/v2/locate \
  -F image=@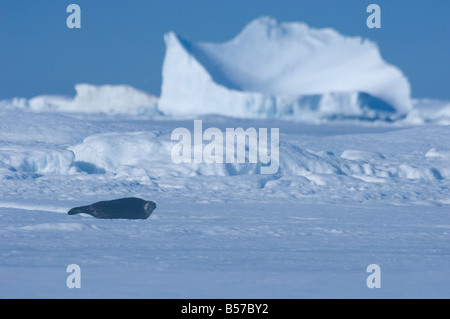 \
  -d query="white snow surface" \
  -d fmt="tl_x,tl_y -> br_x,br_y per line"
0,107 -> 449,298
159,17 -> 412,120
